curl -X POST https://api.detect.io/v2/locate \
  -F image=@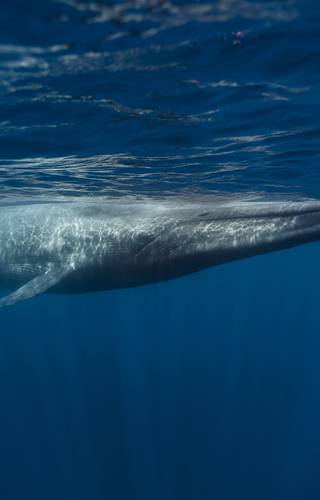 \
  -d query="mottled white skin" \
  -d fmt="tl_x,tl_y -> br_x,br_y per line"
1,198 -> 320,297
